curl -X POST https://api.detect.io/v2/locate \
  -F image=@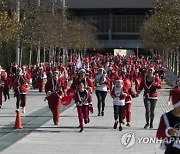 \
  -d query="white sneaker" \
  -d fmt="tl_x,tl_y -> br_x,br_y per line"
22,107 -> 26,113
